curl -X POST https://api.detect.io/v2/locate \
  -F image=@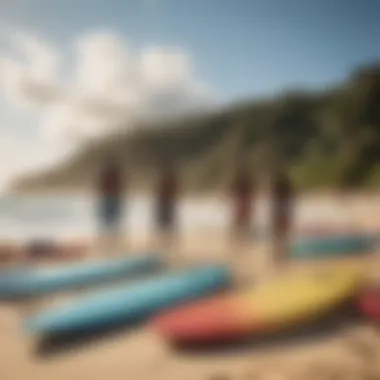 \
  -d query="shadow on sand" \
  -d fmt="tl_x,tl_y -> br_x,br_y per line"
33,316 -> 146,359
34,299 -> 366,360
